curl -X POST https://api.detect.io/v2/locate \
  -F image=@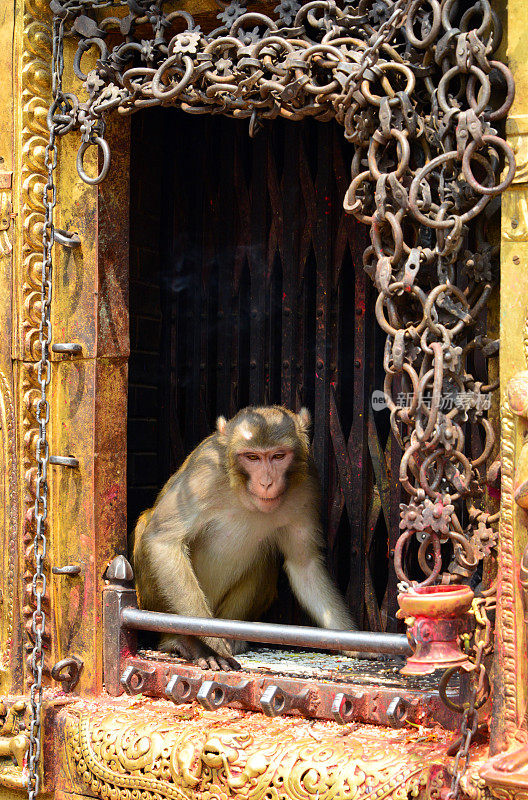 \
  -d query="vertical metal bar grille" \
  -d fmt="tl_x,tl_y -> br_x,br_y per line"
128,110 -> 398,629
